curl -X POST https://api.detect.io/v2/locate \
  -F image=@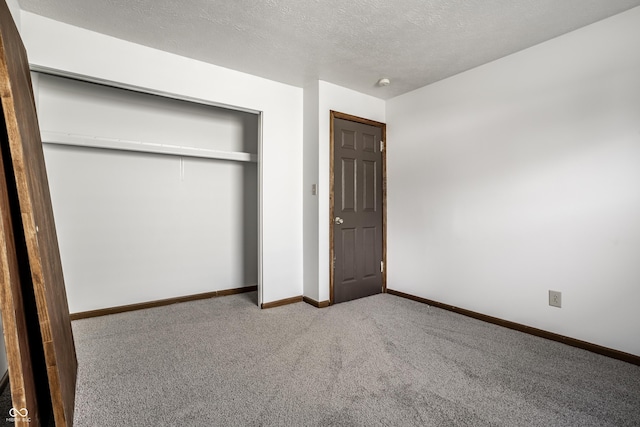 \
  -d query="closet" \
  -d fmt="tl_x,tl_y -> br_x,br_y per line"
35,73 -> 259,313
